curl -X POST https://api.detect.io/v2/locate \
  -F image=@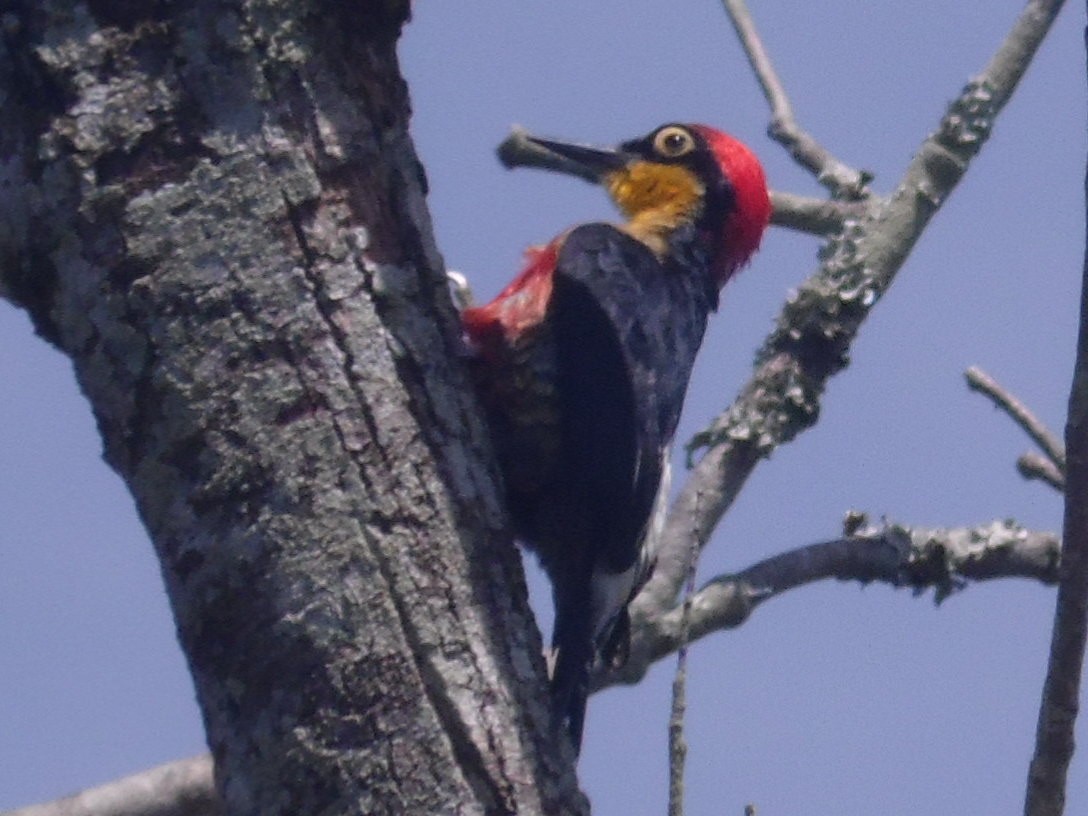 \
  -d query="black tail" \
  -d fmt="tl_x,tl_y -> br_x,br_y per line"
550,598 -> 595,754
